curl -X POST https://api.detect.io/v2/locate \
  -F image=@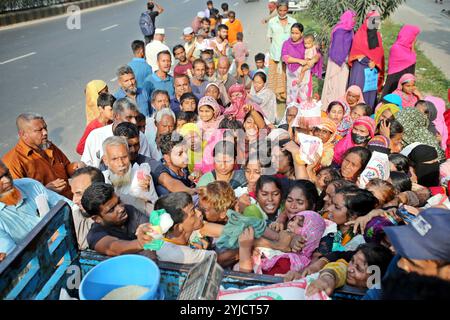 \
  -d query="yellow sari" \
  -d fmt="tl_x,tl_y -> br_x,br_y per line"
85,80 -> 107,123
178,123 -> 206,173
